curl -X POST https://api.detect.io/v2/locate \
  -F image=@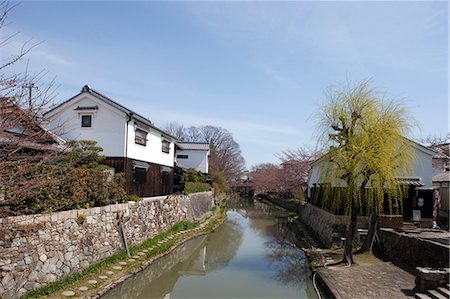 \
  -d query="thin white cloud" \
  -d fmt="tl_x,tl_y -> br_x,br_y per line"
151,107 -> 301,138
1,26 -> 71,67
183,2 -> 446,73
254,63 -> 298,88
